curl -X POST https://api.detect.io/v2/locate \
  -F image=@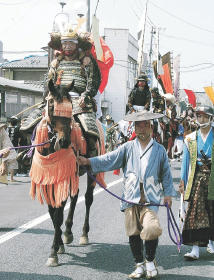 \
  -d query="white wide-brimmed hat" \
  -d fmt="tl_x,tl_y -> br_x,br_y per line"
124,110 -> 164,122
